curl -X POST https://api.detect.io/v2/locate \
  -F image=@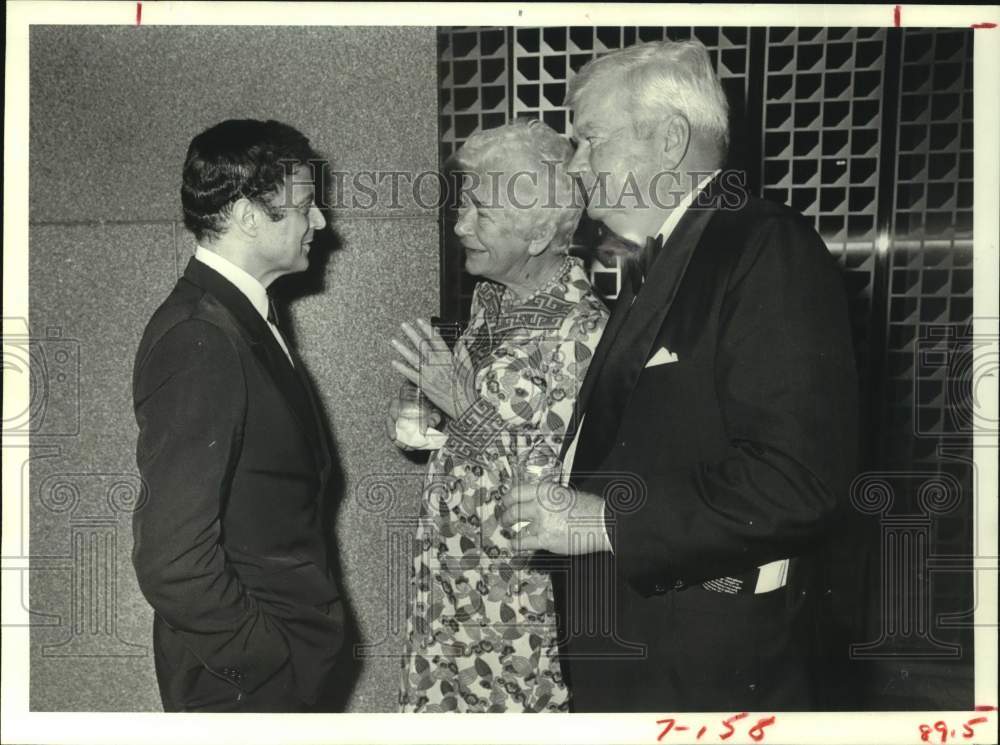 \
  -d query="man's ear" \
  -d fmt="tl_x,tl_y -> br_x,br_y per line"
527,221 -> 558,256
228,197 -> 259,238
660,113 -> 691,171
